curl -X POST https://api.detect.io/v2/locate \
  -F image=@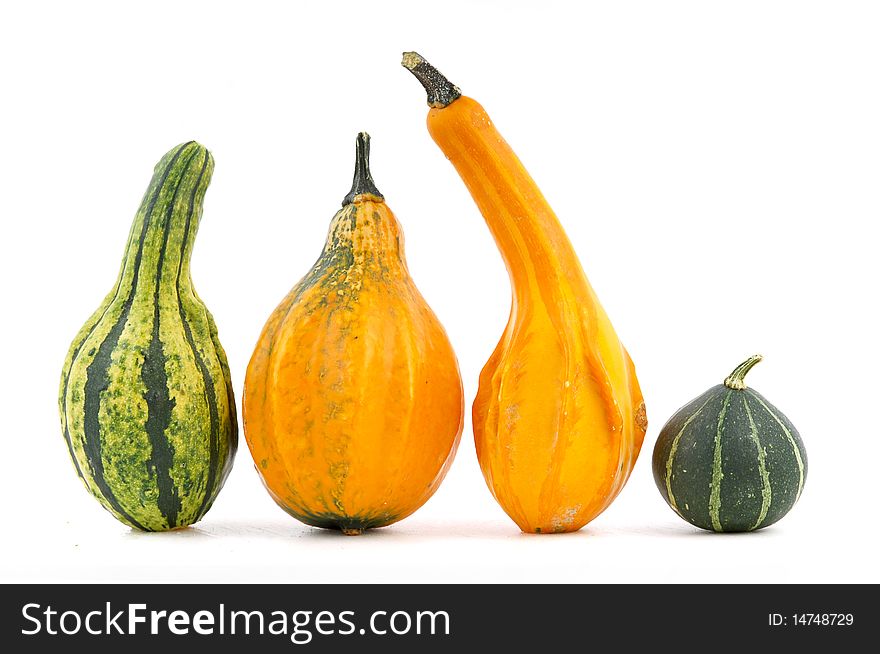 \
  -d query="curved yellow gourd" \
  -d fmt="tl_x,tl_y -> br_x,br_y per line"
403,52 -> 647,533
